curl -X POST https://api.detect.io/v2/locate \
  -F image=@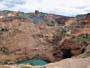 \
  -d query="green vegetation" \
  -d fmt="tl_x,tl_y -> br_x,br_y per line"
58,26 -> 69,37
2,10 -> 11,14
73,34 -> 90,44
47,23 -> 55,26
0,56 -> 16,64
0,28 -> 8,32
0,47 -> 10,55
